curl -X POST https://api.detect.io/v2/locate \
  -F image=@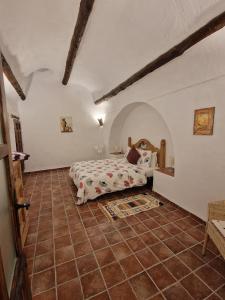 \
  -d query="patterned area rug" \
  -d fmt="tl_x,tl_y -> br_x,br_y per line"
99,193 -> 163,221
